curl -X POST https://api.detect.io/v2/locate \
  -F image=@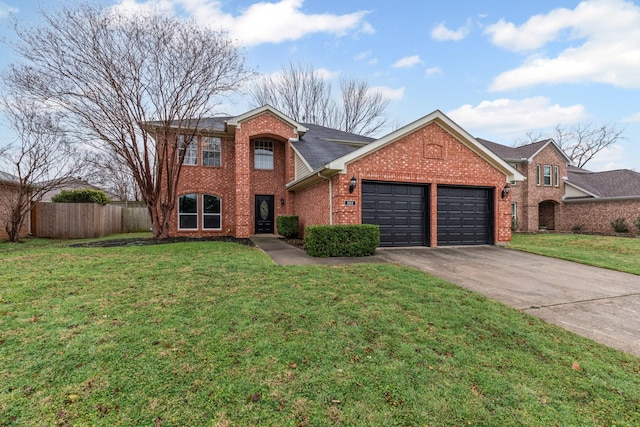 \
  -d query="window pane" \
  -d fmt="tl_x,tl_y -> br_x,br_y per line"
179,214 -> 197,229
203,195 -> 221,213
254,140 -> 274,169
179,194 -> 197,213
178,135 -> 197,165
203,137 -> 221,167
203,214 -> 221,229
544,165 -> 552,186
